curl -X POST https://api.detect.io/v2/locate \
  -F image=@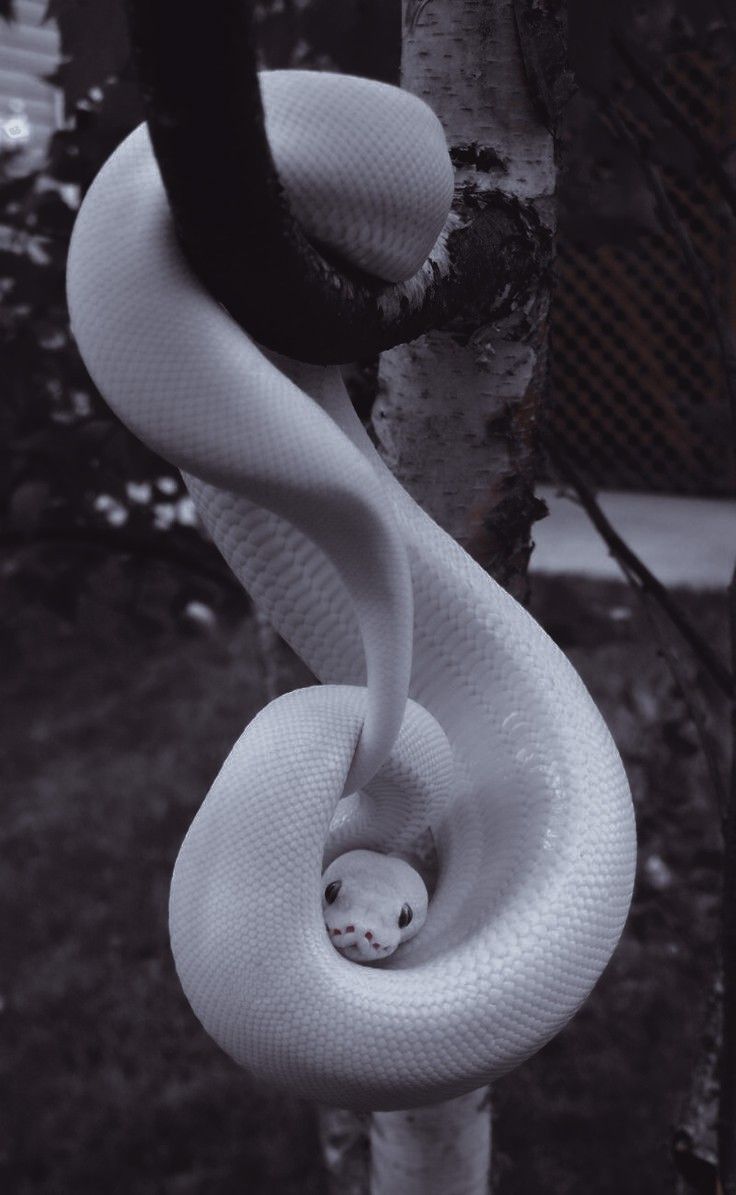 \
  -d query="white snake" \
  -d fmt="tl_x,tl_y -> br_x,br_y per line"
66,69 -> 636,1112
